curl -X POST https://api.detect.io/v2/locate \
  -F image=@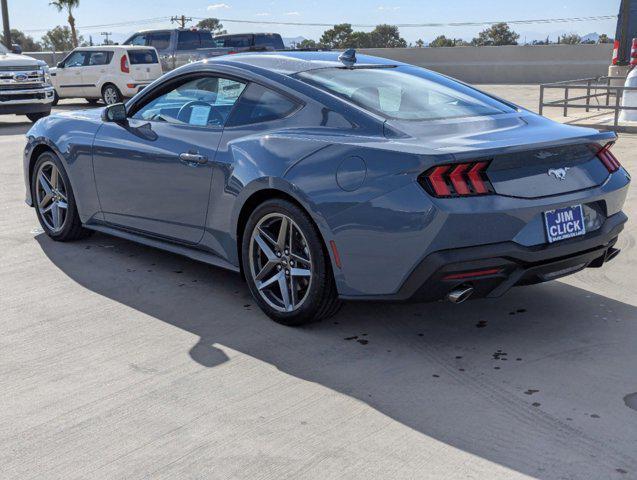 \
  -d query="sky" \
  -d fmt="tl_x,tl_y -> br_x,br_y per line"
8,0 -> 622,45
